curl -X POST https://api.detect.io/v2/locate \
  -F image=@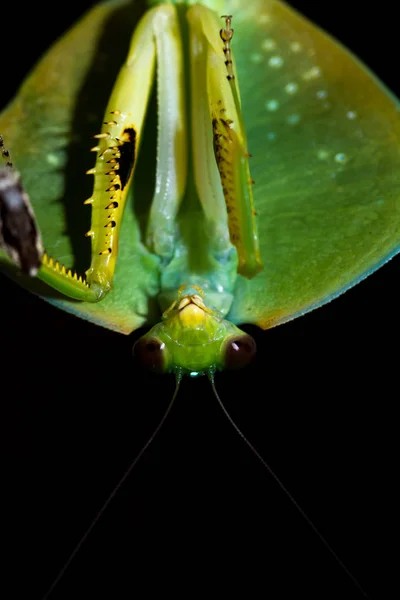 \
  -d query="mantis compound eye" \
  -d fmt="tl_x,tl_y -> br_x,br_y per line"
132,337 -> 169,374
223,335 -> 256,370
